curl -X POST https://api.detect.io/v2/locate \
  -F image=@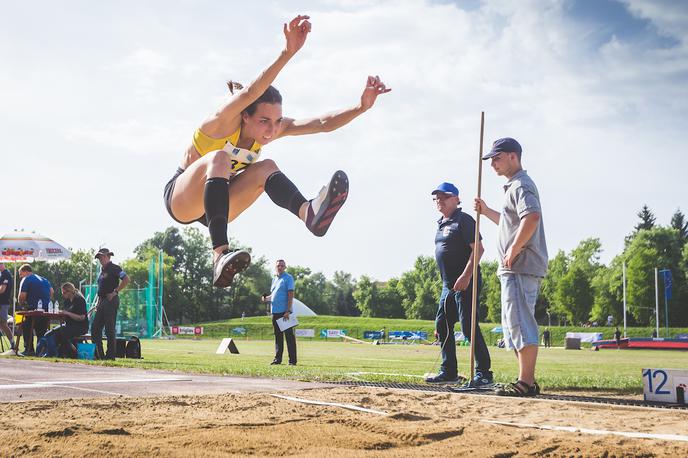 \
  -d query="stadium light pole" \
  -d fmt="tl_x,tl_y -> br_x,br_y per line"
622,261 -> 627,338
659,268 -> 670,337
